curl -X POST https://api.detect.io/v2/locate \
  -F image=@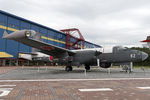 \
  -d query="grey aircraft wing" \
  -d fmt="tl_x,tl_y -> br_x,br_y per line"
3,30 -> 76,57
18,38 -> 75,57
